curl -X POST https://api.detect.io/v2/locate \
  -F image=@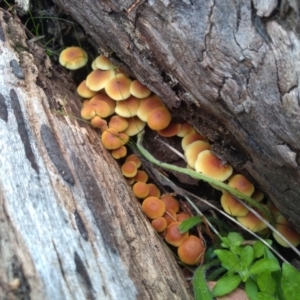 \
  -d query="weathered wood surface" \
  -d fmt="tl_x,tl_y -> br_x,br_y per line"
53,0 -> 300,230
0,10 -> 192,300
